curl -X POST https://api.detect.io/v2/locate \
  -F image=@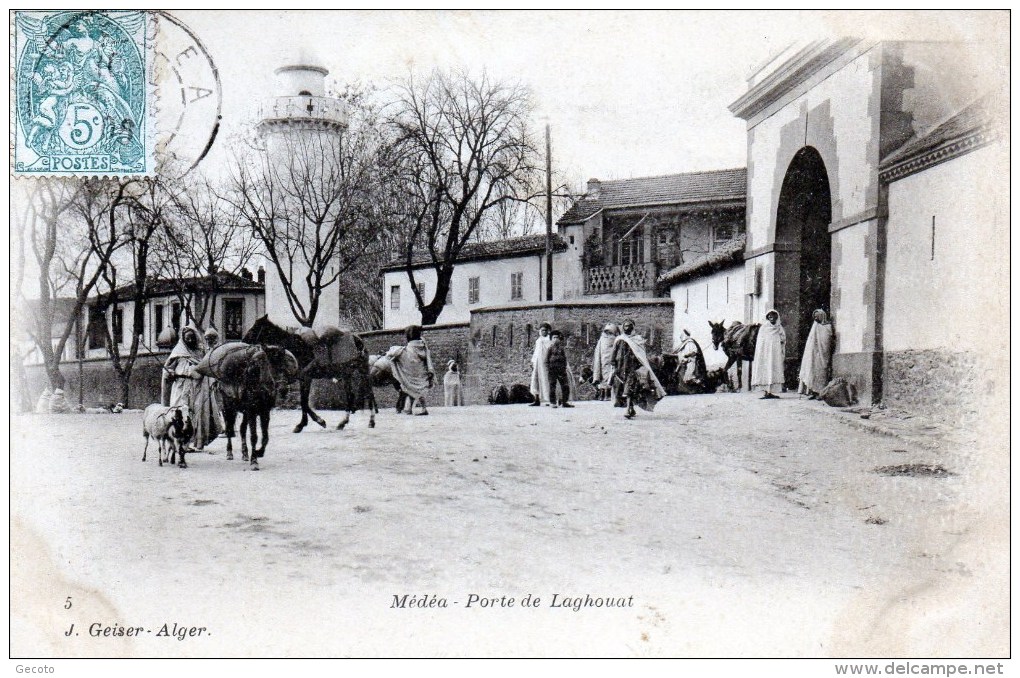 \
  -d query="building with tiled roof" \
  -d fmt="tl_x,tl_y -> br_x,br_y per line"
555,168 -> 747,301
83,270 -> 266,358
381,168 -> 749,329
558,168 -> 747,225
381,234 -> 567,271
